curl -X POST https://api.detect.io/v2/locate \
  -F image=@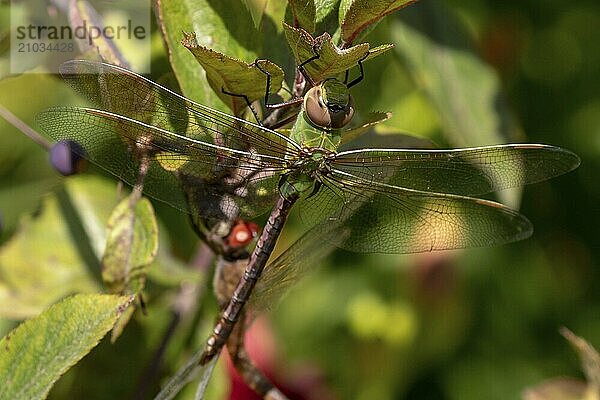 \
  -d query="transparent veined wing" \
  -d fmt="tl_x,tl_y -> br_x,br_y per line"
37,60 -> 303,219
333,144 -> 580,197
58,60 -> 300,160
299,170 -> 532,254
249,220 -> 351,314
36,107 -> 285,219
